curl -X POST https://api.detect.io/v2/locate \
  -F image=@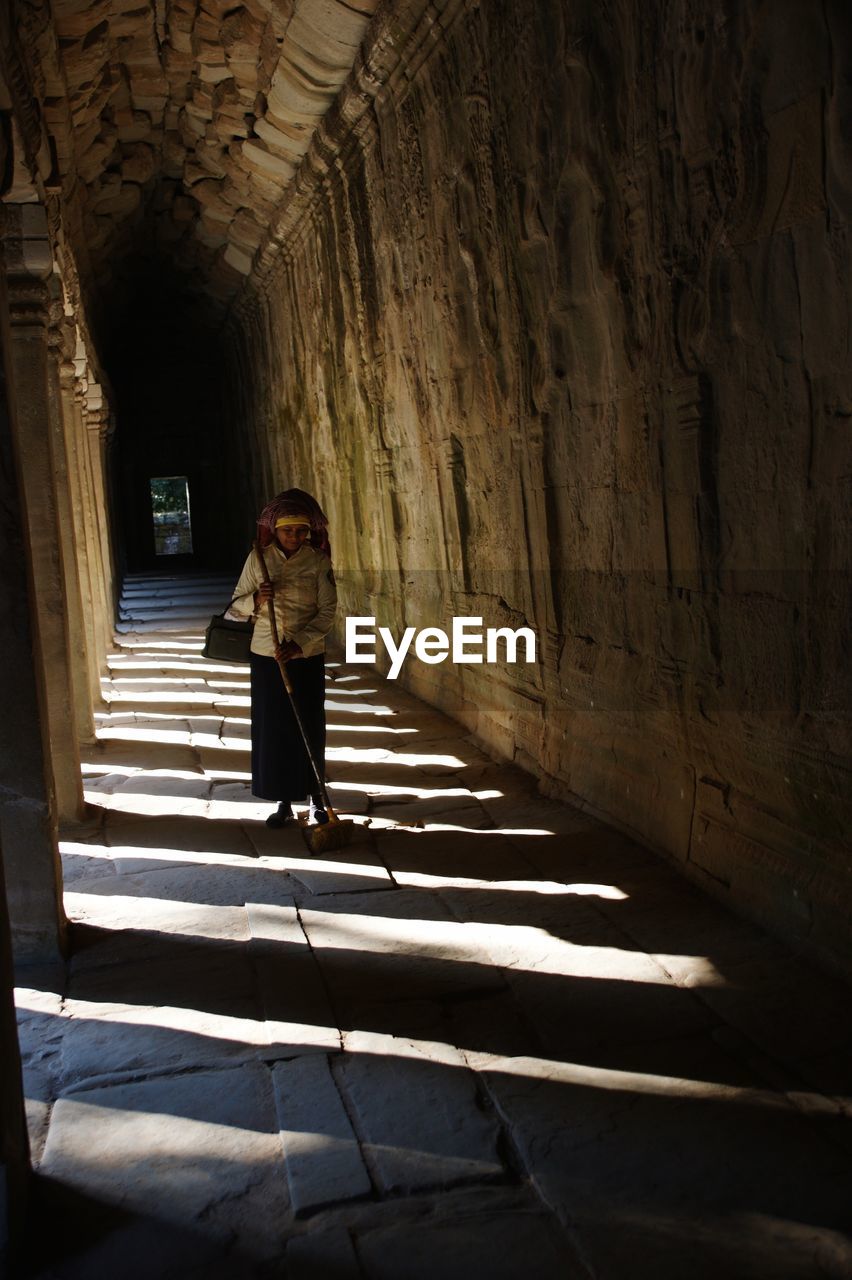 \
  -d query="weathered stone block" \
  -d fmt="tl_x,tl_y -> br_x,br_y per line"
40,1065 -> 289,1257
336,1036 -> 503,1194
272,1055 -> 371,1214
